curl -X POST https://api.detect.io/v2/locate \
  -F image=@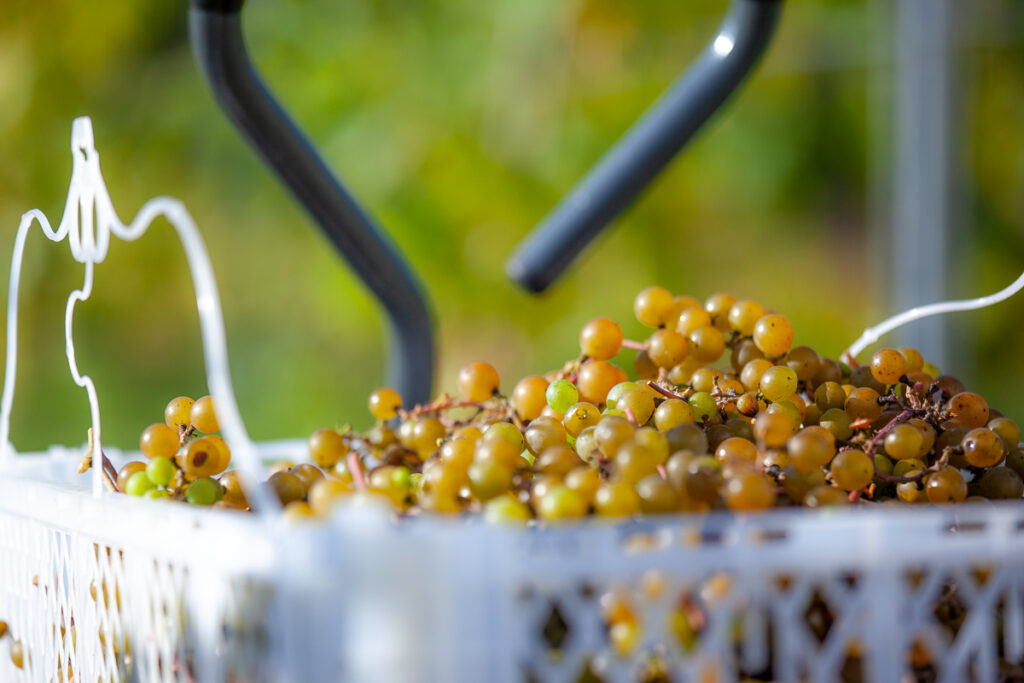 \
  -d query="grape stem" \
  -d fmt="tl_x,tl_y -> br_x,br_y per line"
347,451 -> 366,490
646,381 -> 686,401
621,339 -> 647,351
